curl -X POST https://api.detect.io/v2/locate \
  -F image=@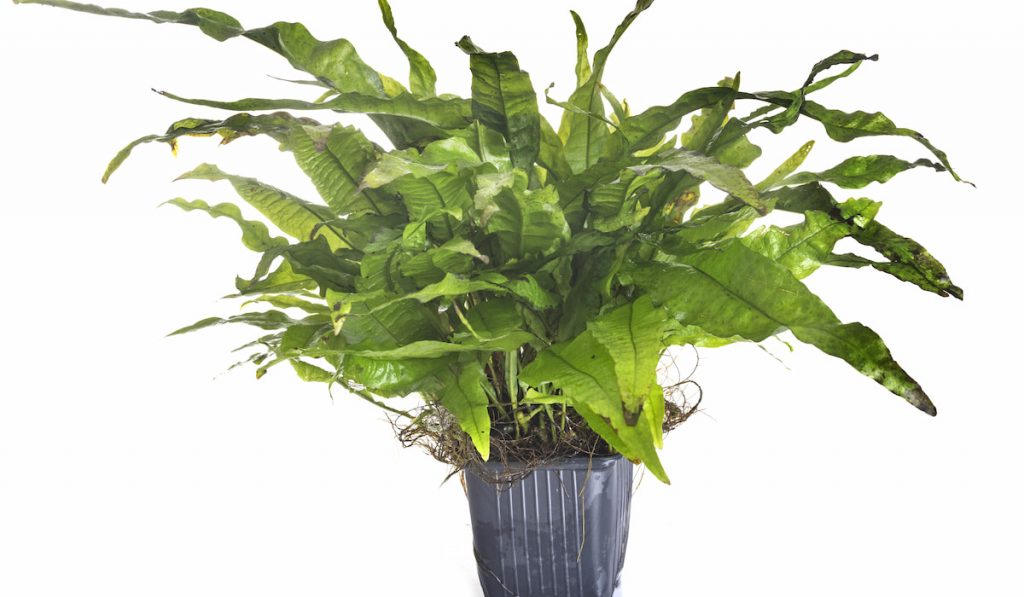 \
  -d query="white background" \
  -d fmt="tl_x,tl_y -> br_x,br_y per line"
1,1 -> 1021,595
